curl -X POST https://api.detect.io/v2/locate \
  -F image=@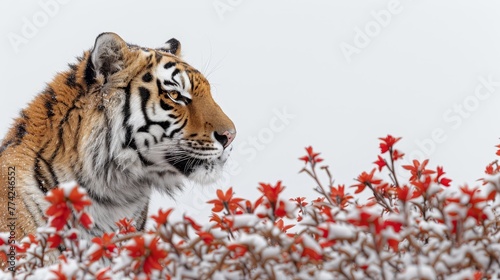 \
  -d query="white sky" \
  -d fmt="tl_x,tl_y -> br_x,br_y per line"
1,0 -> 500,223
